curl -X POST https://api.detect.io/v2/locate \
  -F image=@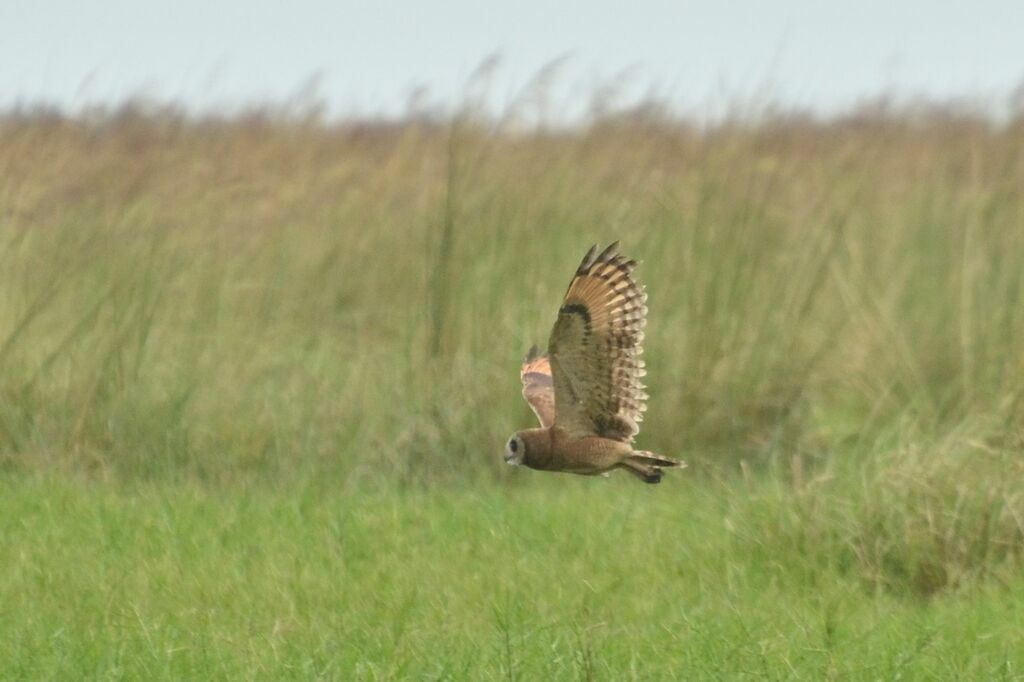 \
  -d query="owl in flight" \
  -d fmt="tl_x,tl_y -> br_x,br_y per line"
504,242 -> 683,483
